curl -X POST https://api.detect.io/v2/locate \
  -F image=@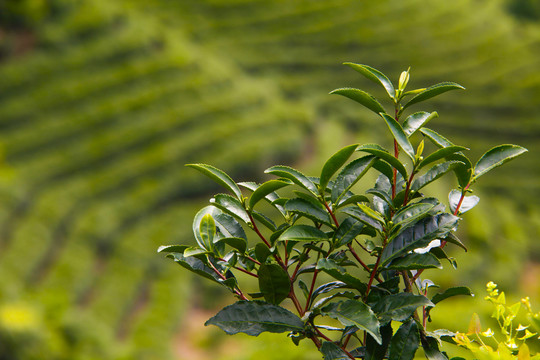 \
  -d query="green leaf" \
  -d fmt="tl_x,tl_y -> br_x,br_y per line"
444,233 -> 467,251
403,82 -> 465,110
388,319 -> 420,360
357,144 -> 408,179
402,112 -> 438,137
344,63 -> 395,99
445,153 -> 473,189
411,161 -> 463,192
214,213 -> 247,240
340,206 -> 384,233
316,258 -> 368,293
322,299 -> 382,344
284,198 -> 332,225
336,194 -> 371,209
205,301 -> 304,336
200,214 -> 216,252
320,341 -> 350,360
320,144 -> 359,194
278,225 -> 329,242
254,243 -> 272,263
331,155 -> 376,205
193,206 -> 222,251
334,218 -> 368,248
183,246 -> 210,258
168,252 -> 236,291
240,181 -> 286,216
372,293 -> 433,324
258,264 -> 291,305
365,323 -> 393,360
186,163 -> 242,200
215,237 -> 247,254
431,286 -> 473,305
420,128 -> 455,148
157,245 -> 189,253
248,179 -> 292,210
386,253 -> 442,270
473,144 -> 527,180
252,211 -> 277,231
418,146 -> 468,169
265,165 -> 318,195
330,88 -> 386,115
381,214 -> 459,266
380,113 -> 415,161
448,189 -> 479,214
422,337 -> 449,360
211,194 -> 250,224
311,282 -> 348,304
392,203 -> 435,229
